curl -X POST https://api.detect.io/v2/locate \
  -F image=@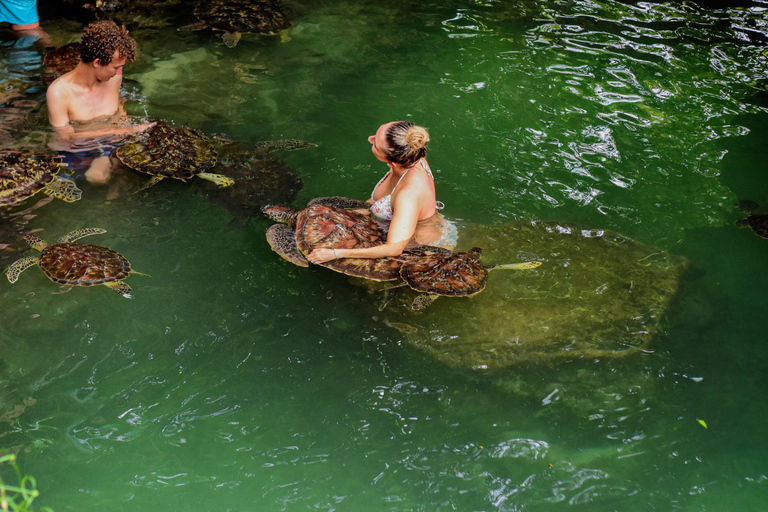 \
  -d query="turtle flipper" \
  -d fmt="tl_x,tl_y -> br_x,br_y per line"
490,261 -> 542,271
222,31 -> 241,47
266,224 -> 308,267
279,28 -> 291,43
378,284 -> 405,311
254,139 -> 317,154
177,21 -> 209,31
104,280 -> 132,298
57,228 -> 106,244
43,175 -> 82,202
136,175 -> 164,193
197,172 -> 234,187
7,256 -> 39,283
411,294 -> 439,310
